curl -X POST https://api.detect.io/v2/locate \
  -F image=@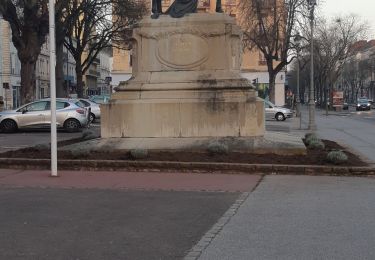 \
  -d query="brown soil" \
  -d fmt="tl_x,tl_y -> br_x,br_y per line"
0,138 -> 367,167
